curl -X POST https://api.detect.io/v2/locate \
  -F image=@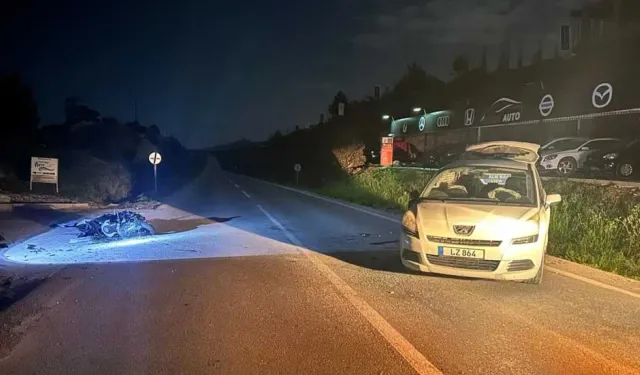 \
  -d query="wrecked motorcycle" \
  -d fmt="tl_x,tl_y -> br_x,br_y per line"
72,211 -> 155,239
